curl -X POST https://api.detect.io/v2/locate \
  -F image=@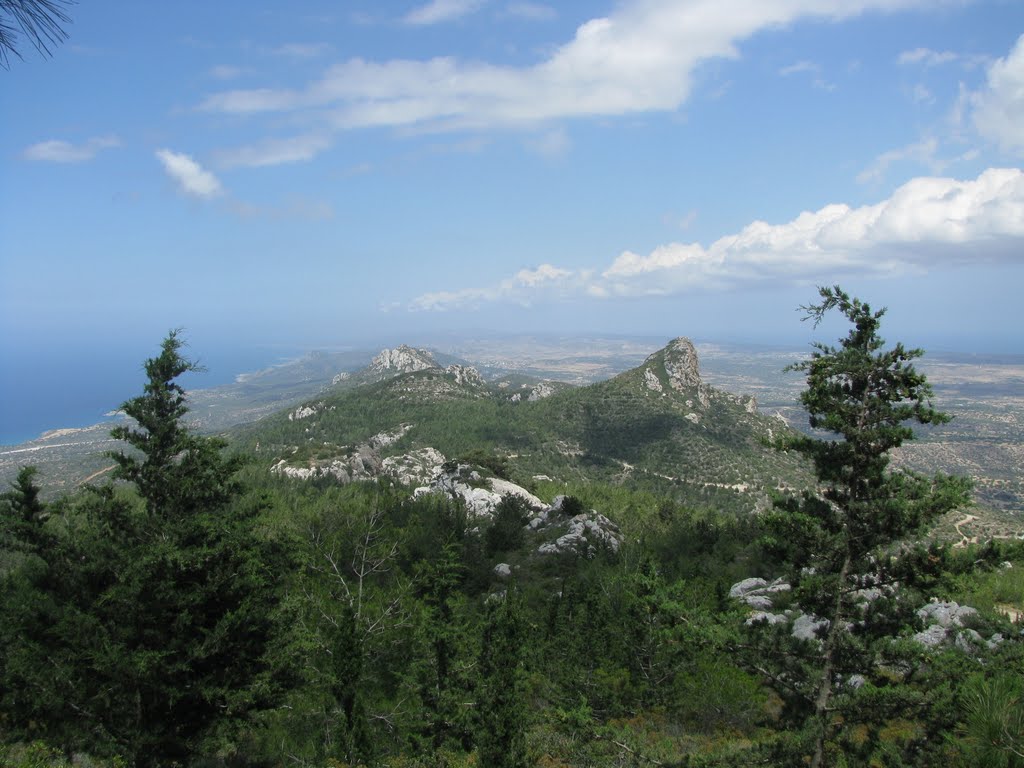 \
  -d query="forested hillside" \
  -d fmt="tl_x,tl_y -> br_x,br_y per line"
2,291 -> 1022,768
239,336 -> 813,517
